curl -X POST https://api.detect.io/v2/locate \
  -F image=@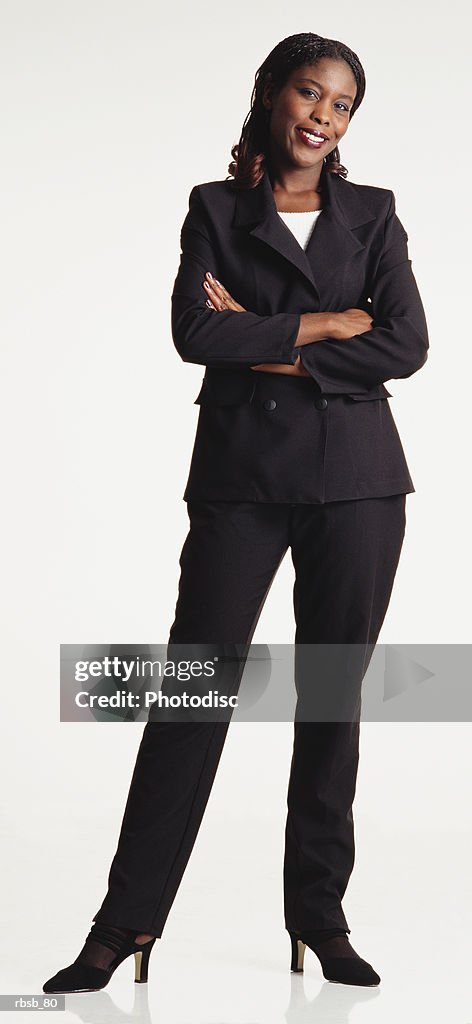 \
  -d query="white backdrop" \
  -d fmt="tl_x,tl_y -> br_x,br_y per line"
1,2 -> 471,1020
